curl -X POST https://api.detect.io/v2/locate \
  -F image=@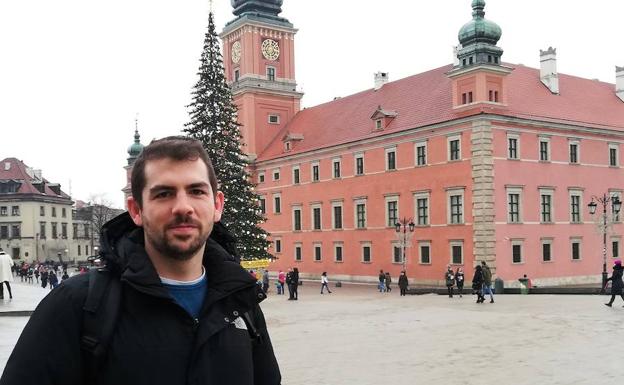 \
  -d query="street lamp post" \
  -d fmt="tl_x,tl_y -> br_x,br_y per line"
395,218 -> 415,272
588,194 -> 622,291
